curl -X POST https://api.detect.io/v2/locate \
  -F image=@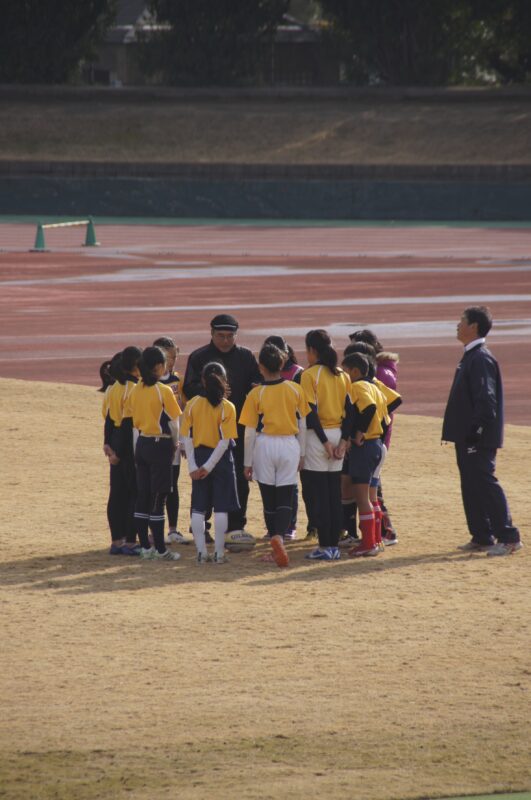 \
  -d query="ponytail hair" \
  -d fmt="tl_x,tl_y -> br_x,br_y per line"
264,335 -> 299,367
121,345 -> 143,378
259,343 -> 284,374
305,329 -> 339,375
202,361 -> 228,407
98,355 -> 120,392
139,346 -> 166,387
